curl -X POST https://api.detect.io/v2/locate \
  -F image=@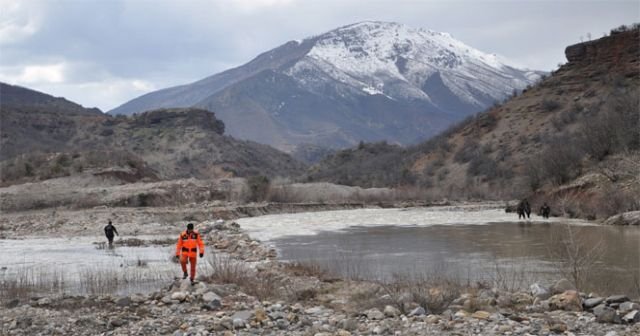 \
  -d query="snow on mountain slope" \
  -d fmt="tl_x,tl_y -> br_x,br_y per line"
289,21 -> 540,109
